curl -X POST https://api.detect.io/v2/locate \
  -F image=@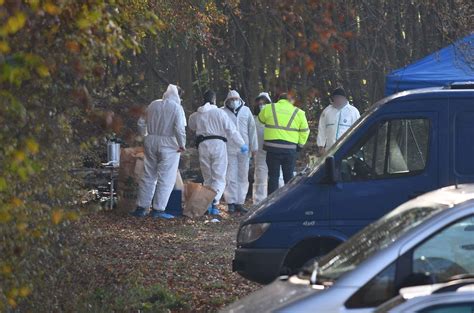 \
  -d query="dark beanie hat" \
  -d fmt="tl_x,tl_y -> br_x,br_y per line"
331,87 -> 346,98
